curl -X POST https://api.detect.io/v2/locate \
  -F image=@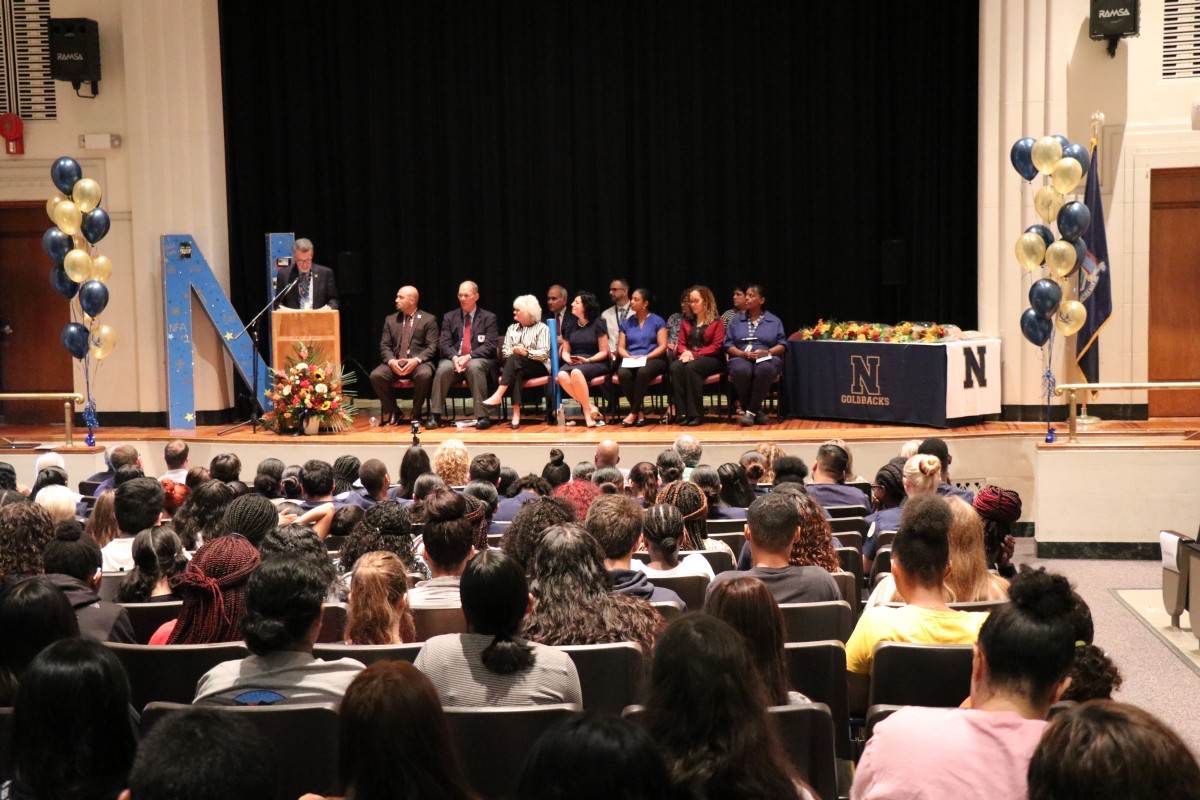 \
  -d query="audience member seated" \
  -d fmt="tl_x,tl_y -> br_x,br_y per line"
433,440 -> 470,487
0,501 -> 54,583
863,454 -> 942,576
717,462 -> 756,512
194,554 -> 365,705
1027,702 -> 1200,800
705,575 -> 811,706
973,484 -> 1021,579
407,473 -> 448,521
673,434 -> 703,479
863,457 -> 906,572
389,444 -> 431,502
33,482 -> 75,524
410,489 -> 477,609
0,575 -> 79,705
120,707 -> 274,800
331,454 -> 360,497
853,568 -> 1078,800
866,496 -> 1010,609
778,491 -> 841,573
656,480 -> 735,557
899,439 -> 922,459
43,521 -> 135,643
116,526 -> 186,603
209,452 -> 242,484
172,479 -> 234,549
845,496 -> 990,713
805,444 -> 869,513
636,504 -> 715,580
297,459 -> 338,512
1062,588 -> 1123,702
159,479 -> 188,519
627,462 -> 661,508
151,535 -> 261,645
328,506 -> 365,545
588,494 -> 685,608
500,495 -> 577,575
498,466 -> 520,497
615,288 -> 669,428
541,448 -> 571,489
277,465 -> 302,500
109,477 -> 166,571
217,492 -> 280,550
556,290 -> 610,427
252,457 -> 285,500
771,454 -> 809,486
644,615 -> 816,799
85,488 -> 119,547
917,437 -> 975,503
300,661 -> 475,800
591,467 -> 624,494
691,465 -> 746,520
745,446 -> 775,489
260,524 -> 344,602
338,501 -> 428,582
522,524 -> 662,653
709,493 -> 840,605
514,713 -> 676,800
464,478 -> 503,537
655,449 -> 685,485
345,551 -> 417,644
93,444 -> 141,496
415,549 -> 582,706
552,477 -> 602,520
345,458 -> 386,509
4,639 -> 137,800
